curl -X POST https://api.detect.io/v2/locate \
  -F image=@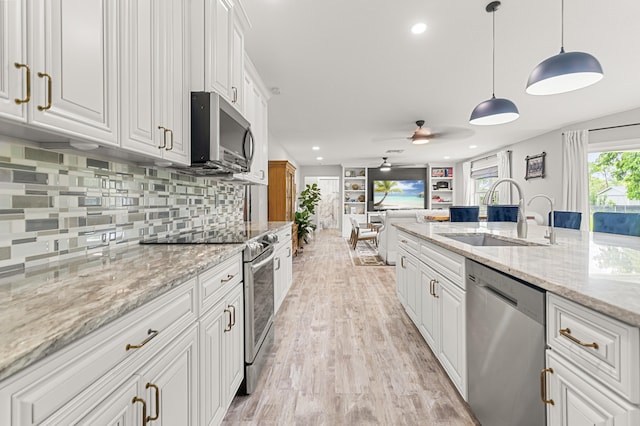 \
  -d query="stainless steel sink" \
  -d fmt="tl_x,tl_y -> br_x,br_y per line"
437,233 -> 544,247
